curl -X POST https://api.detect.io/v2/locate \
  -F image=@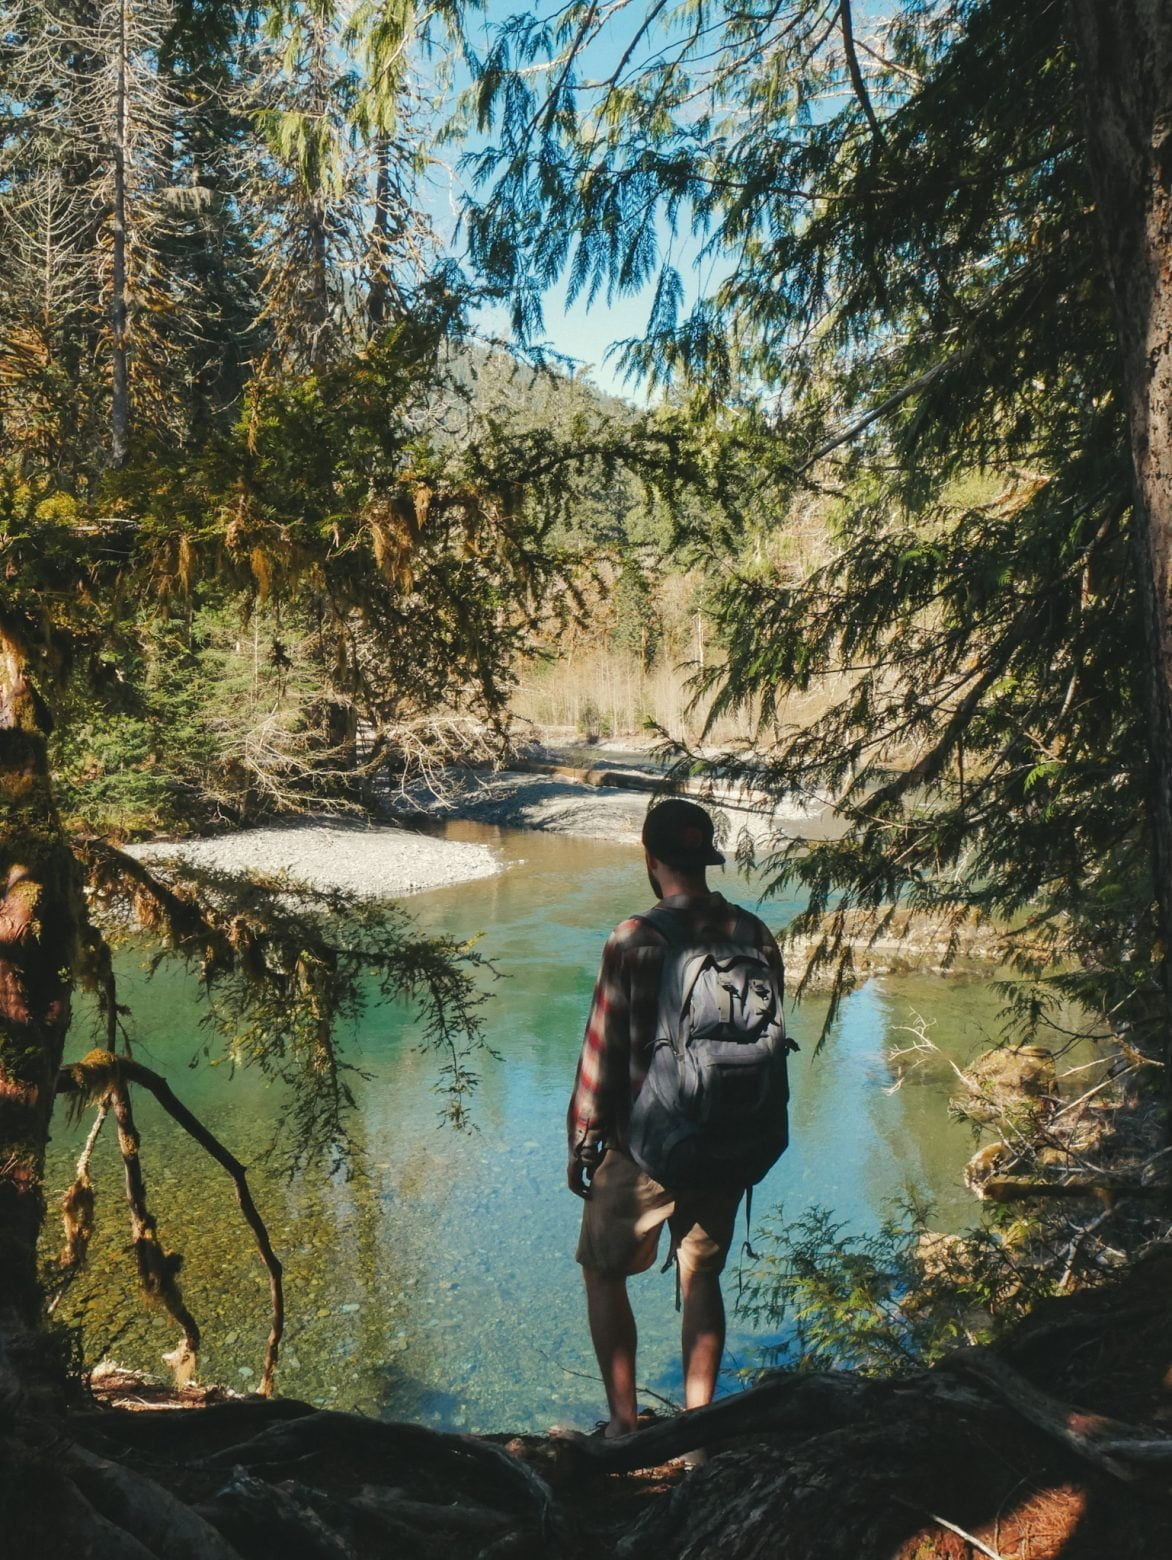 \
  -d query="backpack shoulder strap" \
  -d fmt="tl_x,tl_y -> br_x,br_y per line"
726,905 -> 764,950
631,905 -> 686,946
